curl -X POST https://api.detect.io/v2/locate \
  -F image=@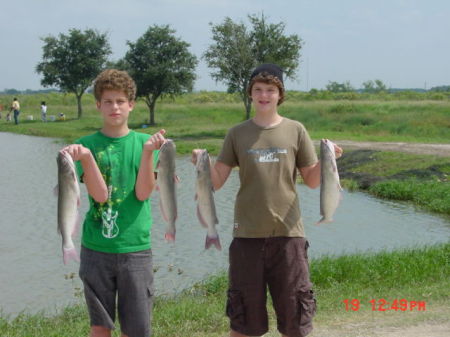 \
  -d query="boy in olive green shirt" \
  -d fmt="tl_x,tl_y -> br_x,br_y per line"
61,69 -> 167,337
193,64 -> 342,337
